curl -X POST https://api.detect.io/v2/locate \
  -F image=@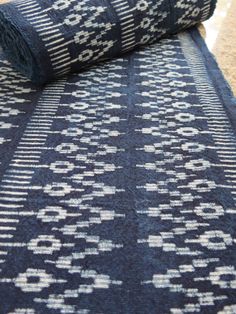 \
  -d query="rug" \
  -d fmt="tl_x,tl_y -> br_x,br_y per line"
0,0 -> 236,313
